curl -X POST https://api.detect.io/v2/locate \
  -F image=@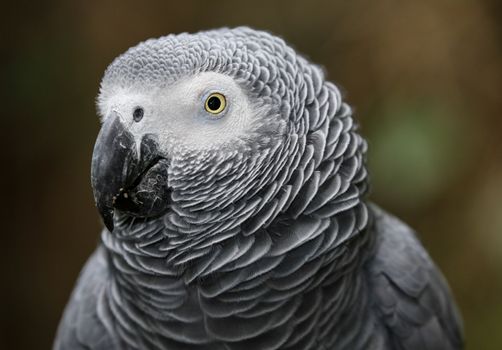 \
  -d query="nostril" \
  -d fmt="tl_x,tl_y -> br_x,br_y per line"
133,107 -> 144,122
